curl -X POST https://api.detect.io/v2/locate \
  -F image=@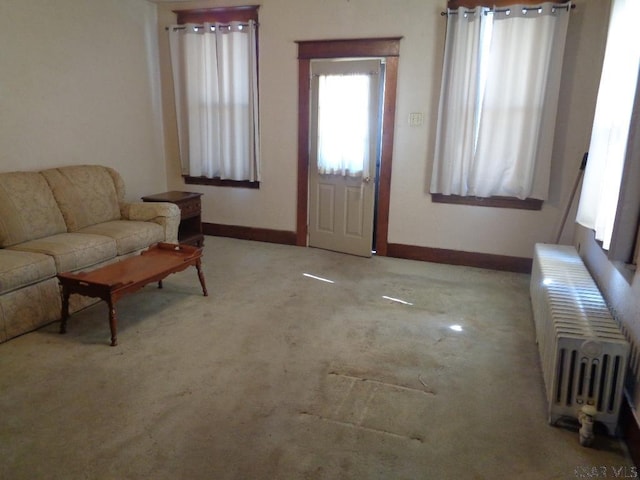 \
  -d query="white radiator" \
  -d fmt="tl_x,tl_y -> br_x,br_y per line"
530,243 -> 629,436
